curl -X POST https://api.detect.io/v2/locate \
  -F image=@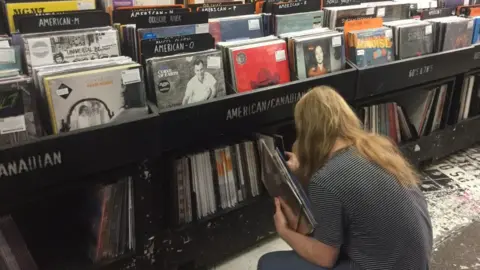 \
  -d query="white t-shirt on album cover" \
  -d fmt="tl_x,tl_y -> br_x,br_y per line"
184,72 -> 217,104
